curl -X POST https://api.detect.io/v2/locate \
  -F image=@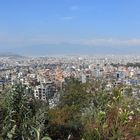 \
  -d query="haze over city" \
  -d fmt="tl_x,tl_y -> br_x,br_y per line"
1,0 -> 140,55
1,1 -> 140,140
